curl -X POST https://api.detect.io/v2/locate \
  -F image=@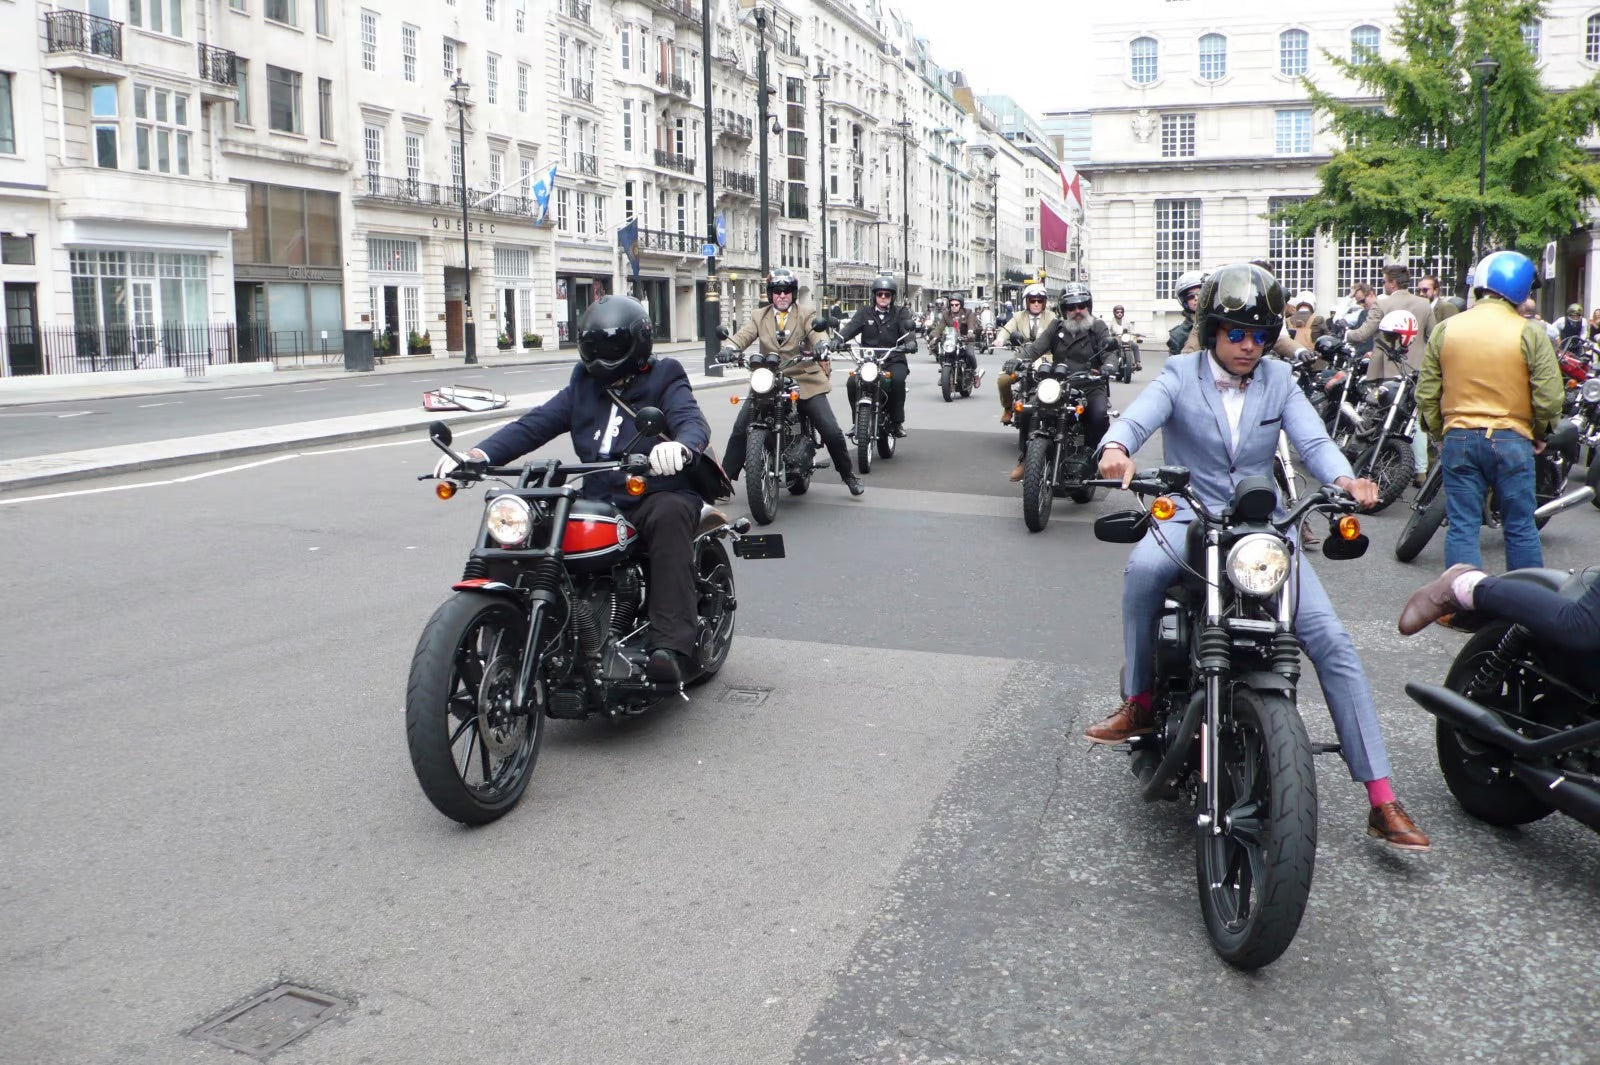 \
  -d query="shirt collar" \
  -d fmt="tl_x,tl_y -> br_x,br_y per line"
1206,351 -> 1253,392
